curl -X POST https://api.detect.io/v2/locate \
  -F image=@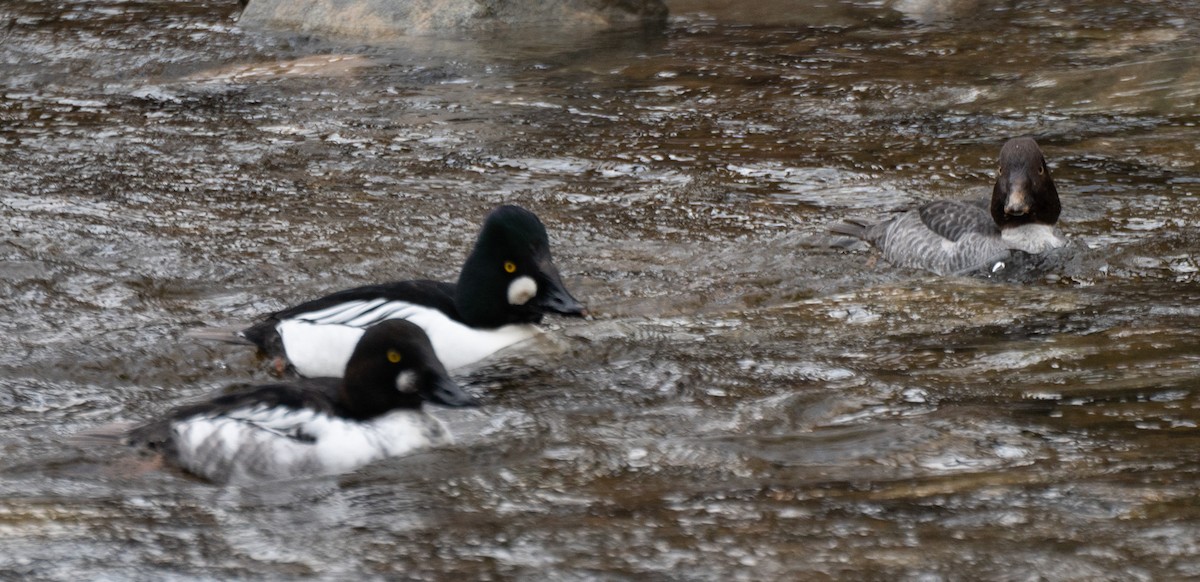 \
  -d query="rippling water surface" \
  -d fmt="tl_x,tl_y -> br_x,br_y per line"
2,0 -> 1200,580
